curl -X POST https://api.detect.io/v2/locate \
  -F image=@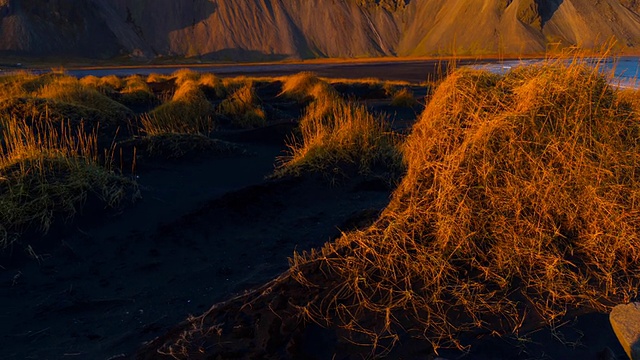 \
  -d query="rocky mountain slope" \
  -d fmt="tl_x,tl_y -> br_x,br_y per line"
1,0 -> 640,60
